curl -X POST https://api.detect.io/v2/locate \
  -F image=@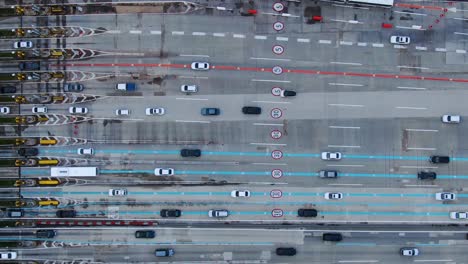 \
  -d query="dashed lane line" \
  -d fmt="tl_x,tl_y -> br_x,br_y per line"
213,33 -> 225,37
192,32 -> 206,36
233,34 -> 245,38
172,31 -> 184,35
254,35 -> 267,40
297,38 -> 310,43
